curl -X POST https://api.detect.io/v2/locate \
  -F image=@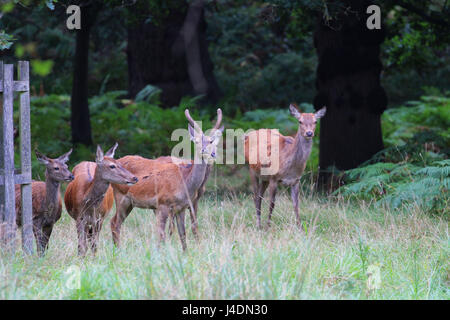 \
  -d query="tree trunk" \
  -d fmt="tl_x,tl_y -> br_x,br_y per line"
70,2 -> 102,146
313,0 -> 387,188
127,0 -> 221,107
